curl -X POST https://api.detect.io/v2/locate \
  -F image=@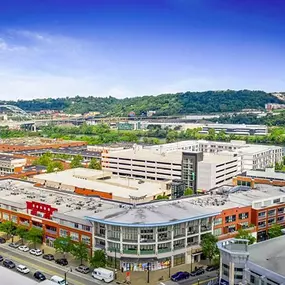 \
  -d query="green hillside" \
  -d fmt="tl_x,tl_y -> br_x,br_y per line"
1,90 -> 281,116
